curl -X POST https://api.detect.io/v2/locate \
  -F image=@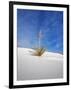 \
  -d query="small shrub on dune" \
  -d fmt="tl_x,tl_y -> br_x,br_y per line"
32,48 -> 45,56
